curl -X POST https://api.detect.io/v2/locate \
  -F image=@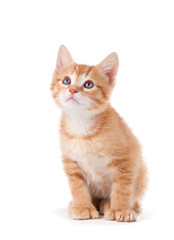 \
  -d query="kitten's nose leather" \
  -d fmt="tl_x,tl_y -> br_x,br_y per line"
69,88 -> 78,95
